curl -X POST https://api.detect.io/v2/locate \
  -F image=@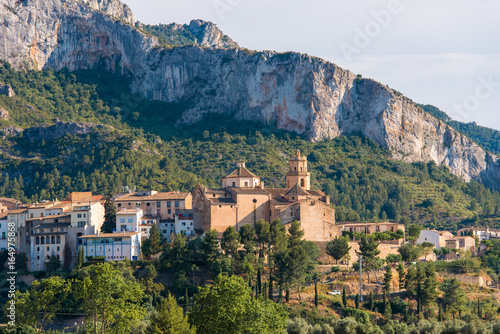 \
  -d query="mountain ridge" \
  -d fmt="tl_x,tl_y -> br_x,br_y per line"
0,0 -> 499,190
